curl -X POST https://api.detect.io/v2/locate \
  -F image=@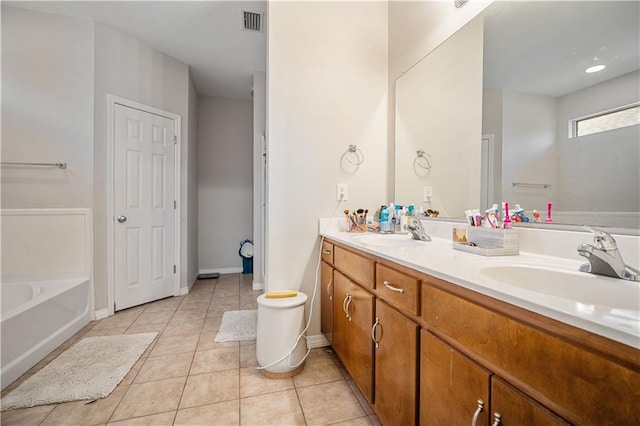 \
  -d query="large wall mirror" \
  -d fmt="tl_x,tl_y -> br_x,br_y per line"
395,1 -> 639,230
